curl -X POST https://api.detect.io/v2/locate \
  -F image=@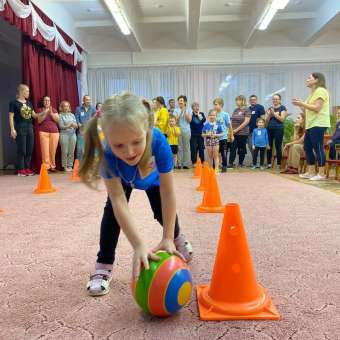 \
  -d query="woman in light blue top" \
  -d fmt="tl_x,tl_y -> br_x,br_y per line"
58,100 -> 77,171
